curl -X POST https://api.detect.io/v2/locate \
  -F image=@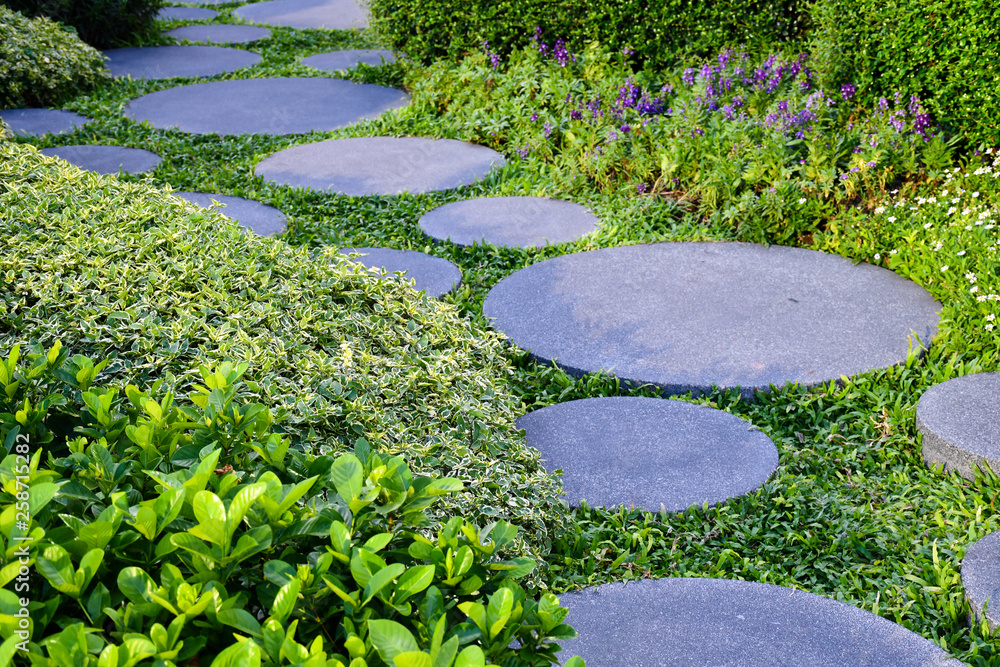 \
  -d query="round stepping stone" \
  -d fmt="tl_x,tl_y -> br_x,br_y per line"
917,372 -> 1000,480
962,529 -> 1000,629
337,248 -> 461,298
39,145 -> 161,175
167,0 -> 236,6
103,46 -> 261,80
173,192 -> 286,236
559,578 -> 963,666
124,78 -> 408,136
420,196 -> 598,249
302,49 -> 397,72
0,109 -> 91,137
156,6 -> 218,20
517,397 -> 777,512
167,24 -> 271,44
234,0 -> 366,29
256,137 -> 505,196
483,242 -> 940,397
